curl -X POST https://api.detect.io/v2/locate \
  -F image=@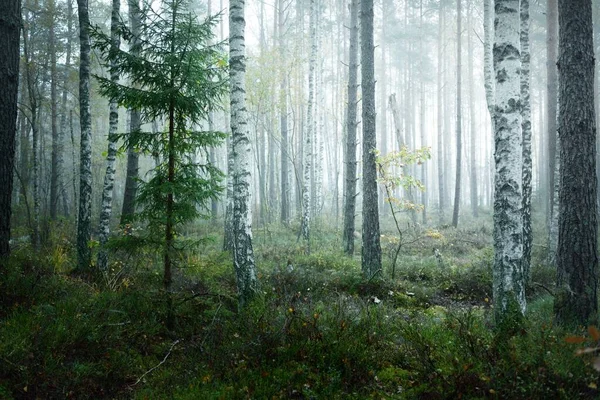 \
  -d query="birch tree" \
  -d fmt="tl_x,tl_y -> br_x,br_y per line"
554,0 -> 598,326
493,0 -> 525,321
520,0 -> 532,282
361,0 -> 381,279
76,0 -> 93,271
0,0 -> 21,258
230,0 -> 258,306
97,0 -> 121,272
300,0 -> 317,248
